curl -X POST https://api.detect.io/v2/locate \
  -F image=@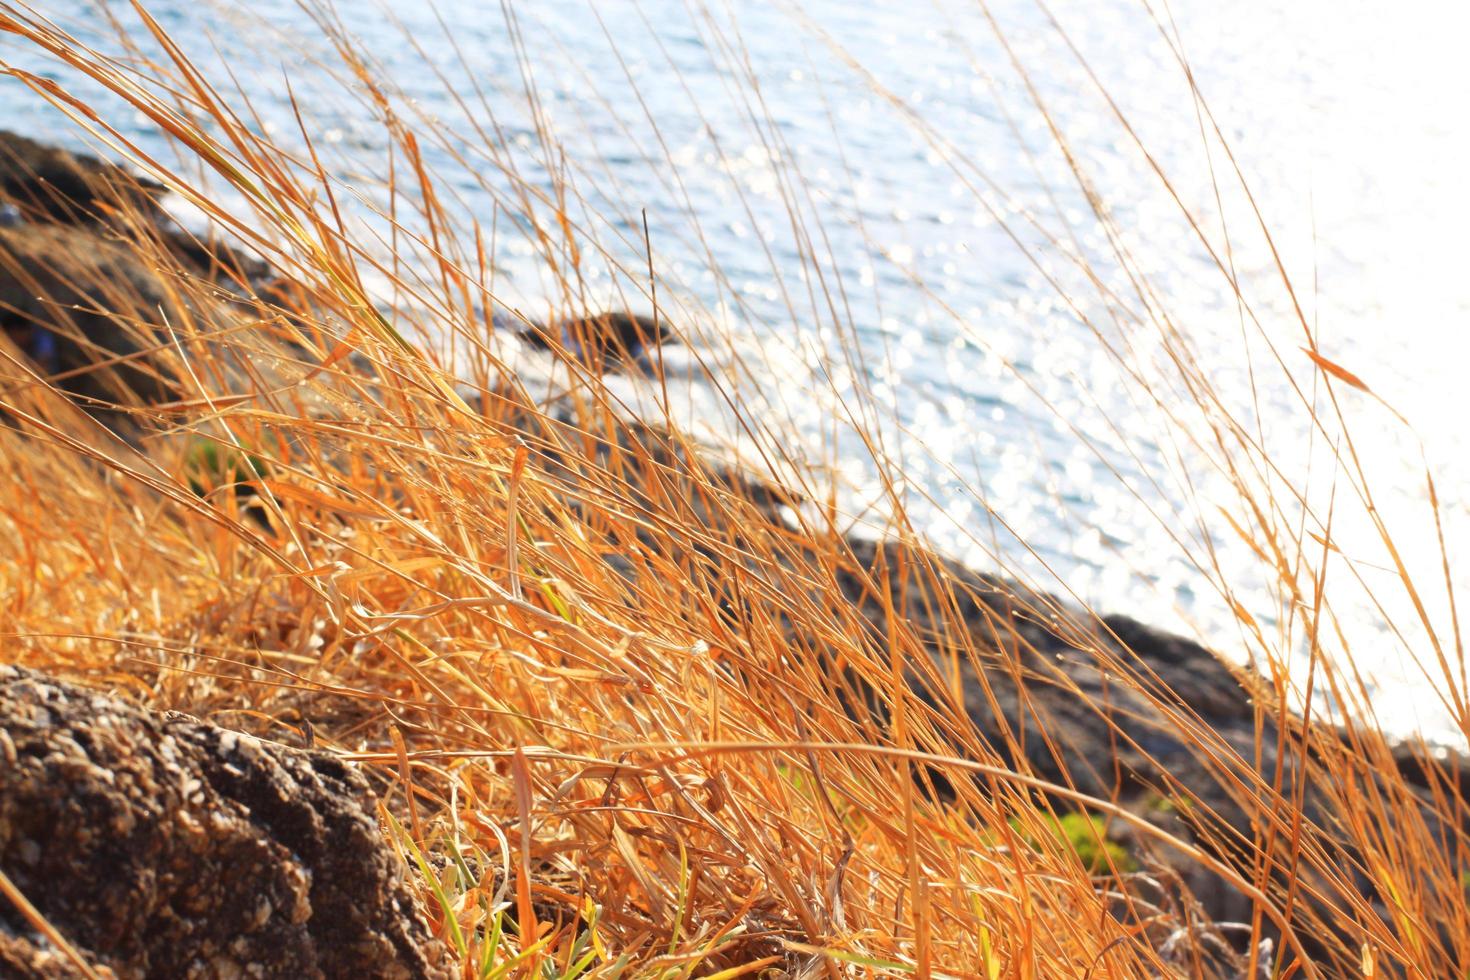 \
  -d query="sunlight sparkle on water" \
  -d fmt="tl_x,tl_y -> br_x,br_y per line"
5,0 -> 1468,737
